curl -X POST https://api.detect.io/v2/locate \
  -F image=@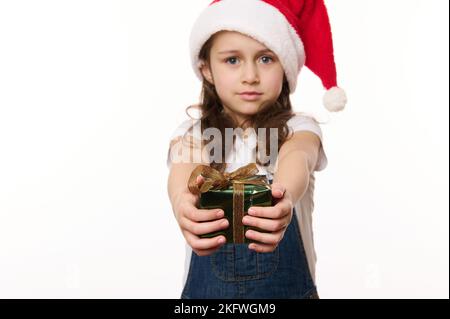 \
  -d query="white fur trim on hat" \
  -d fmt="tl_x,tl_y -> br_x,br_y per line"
323,87 -> 347,112
189,0 -> 304,94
